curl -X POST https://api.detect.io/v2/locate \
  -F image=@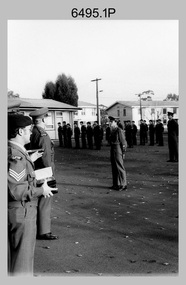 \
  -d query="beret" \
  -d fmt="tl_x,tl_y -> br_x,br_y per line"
8,114 -> 32,129
29,107 -> 48,118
